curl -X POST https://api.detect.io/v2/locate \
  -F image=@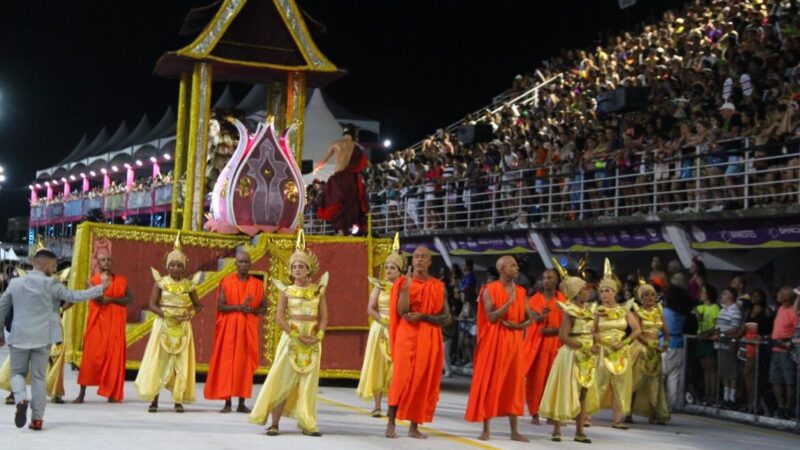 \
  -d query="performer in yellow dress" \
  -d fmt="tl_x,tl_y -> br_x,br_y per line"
134,234 -> 202,413
356,233 -> 403,417
630,282 -> 670,424
538,266 -> 599,444
249,230 -> 328,437
592,259 -> 641,429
